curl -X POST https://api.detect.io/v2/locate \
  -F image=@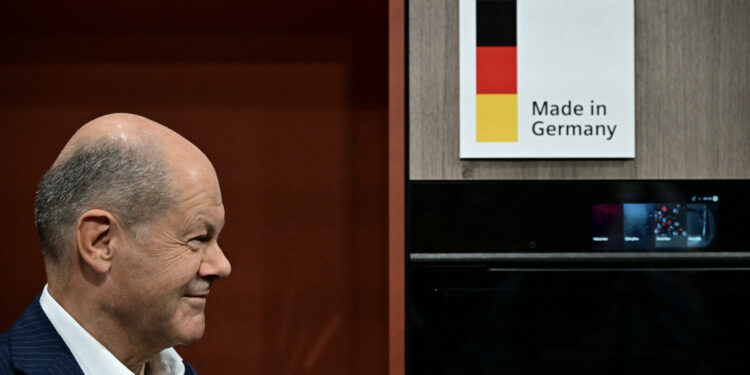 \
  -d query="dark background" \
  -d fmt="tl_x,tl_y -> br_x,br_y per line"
0,1 -> 388,373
